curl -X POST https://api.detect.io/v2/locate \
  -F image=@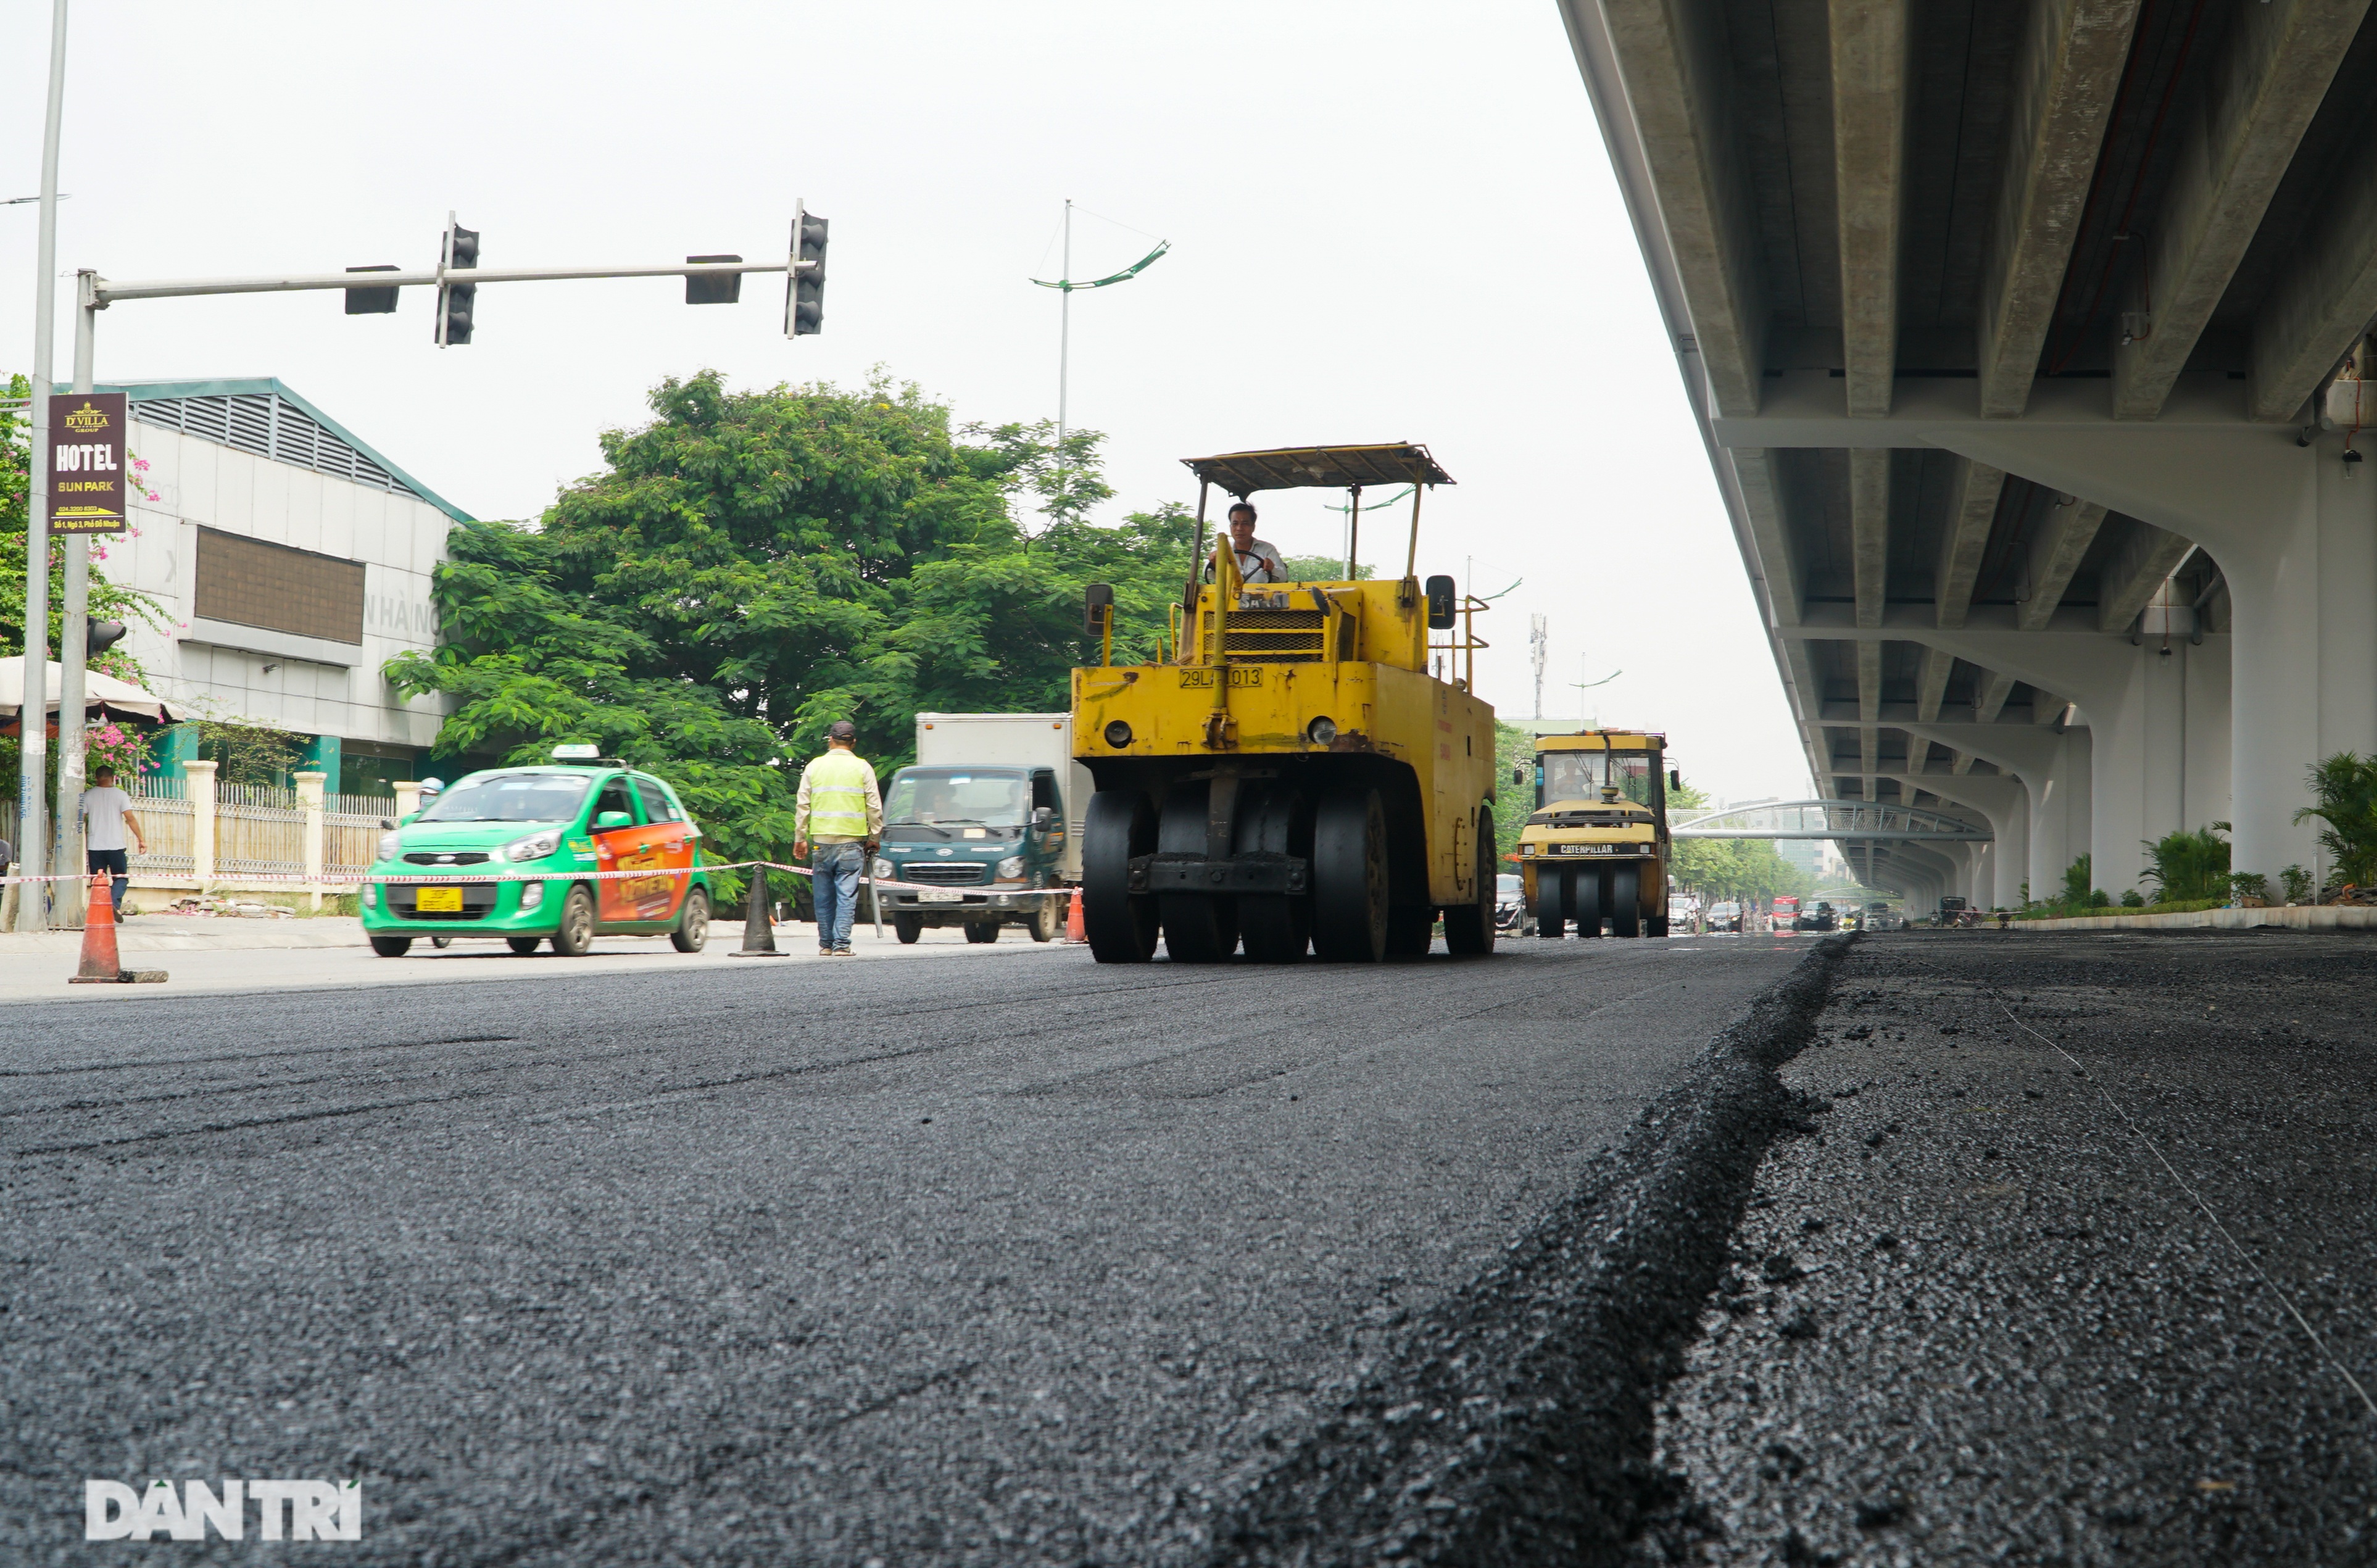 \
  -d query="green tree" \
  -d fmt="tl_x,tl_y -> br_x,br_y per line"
386,371 -> 1200,877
